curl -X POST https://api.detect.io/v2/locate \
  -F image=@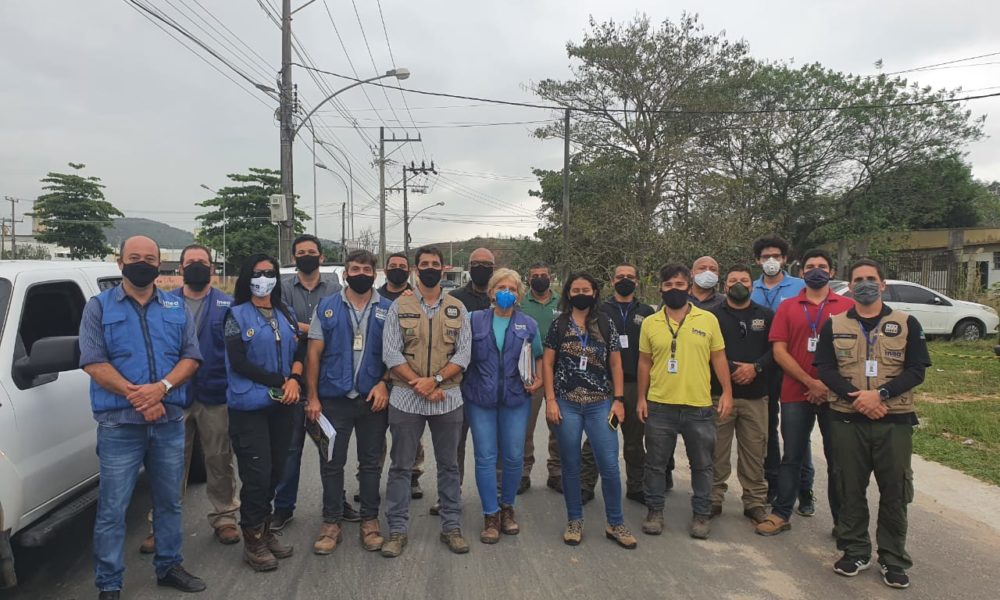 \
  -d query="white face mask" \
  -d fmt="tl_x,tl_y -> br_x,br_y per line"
761,257 -> 782,277
250,276 -> 277,298
693,270 -> 719,290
